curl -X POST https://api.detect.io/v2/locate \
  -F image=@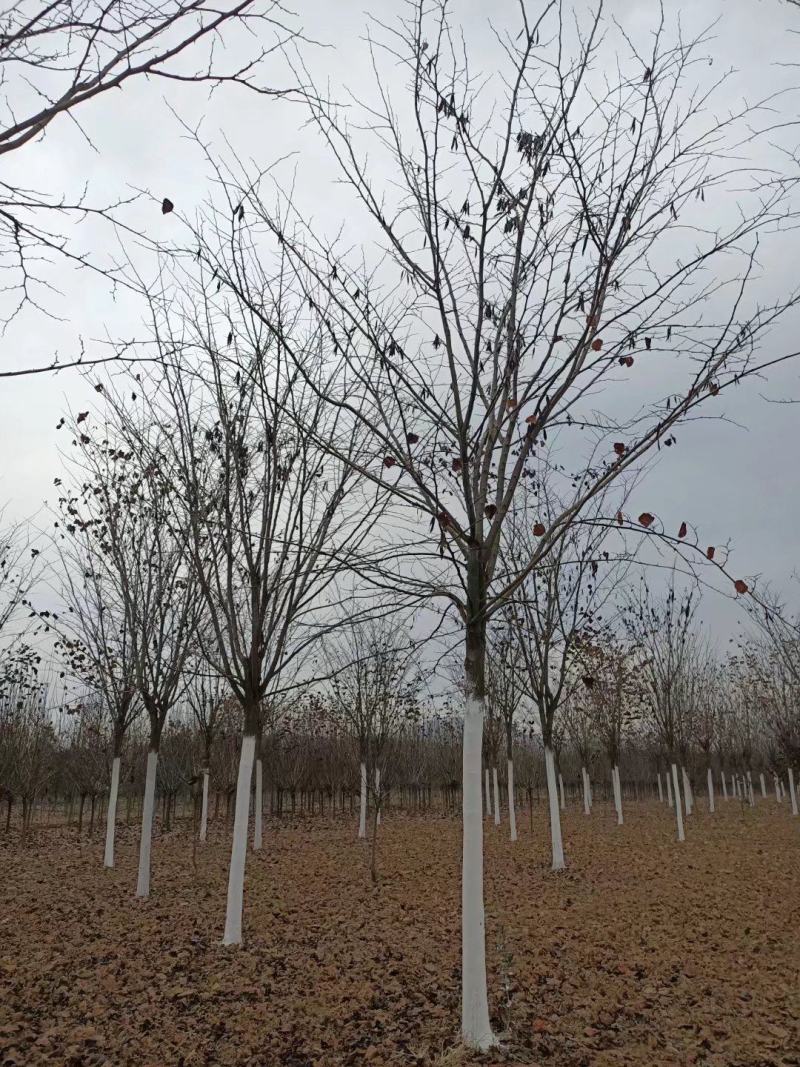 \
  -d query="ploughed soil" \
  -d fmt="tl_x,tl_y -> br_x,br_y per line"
0,798 -> 798,1067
